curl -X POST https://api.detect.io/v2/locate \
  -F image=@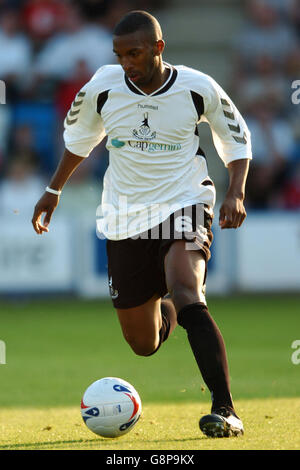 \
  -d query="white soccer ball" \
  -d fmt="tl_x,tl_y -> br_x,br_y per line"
80,377 -> 142,438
